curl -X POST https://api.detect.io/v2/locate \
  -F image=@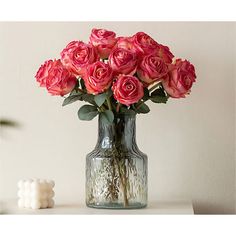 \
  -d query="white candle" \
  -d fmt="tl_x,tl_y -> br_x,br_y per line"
17,178 -> 55,210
